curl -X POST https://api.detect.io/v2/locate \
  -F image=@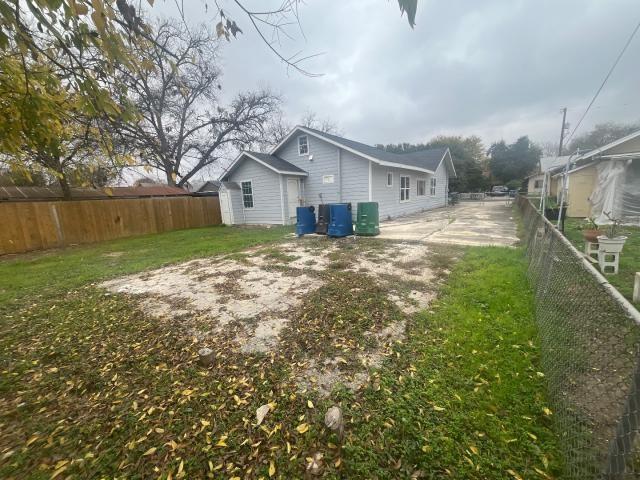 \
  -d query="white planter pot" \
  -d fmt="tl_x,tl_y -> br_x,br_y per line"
597,235 -> 627,254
